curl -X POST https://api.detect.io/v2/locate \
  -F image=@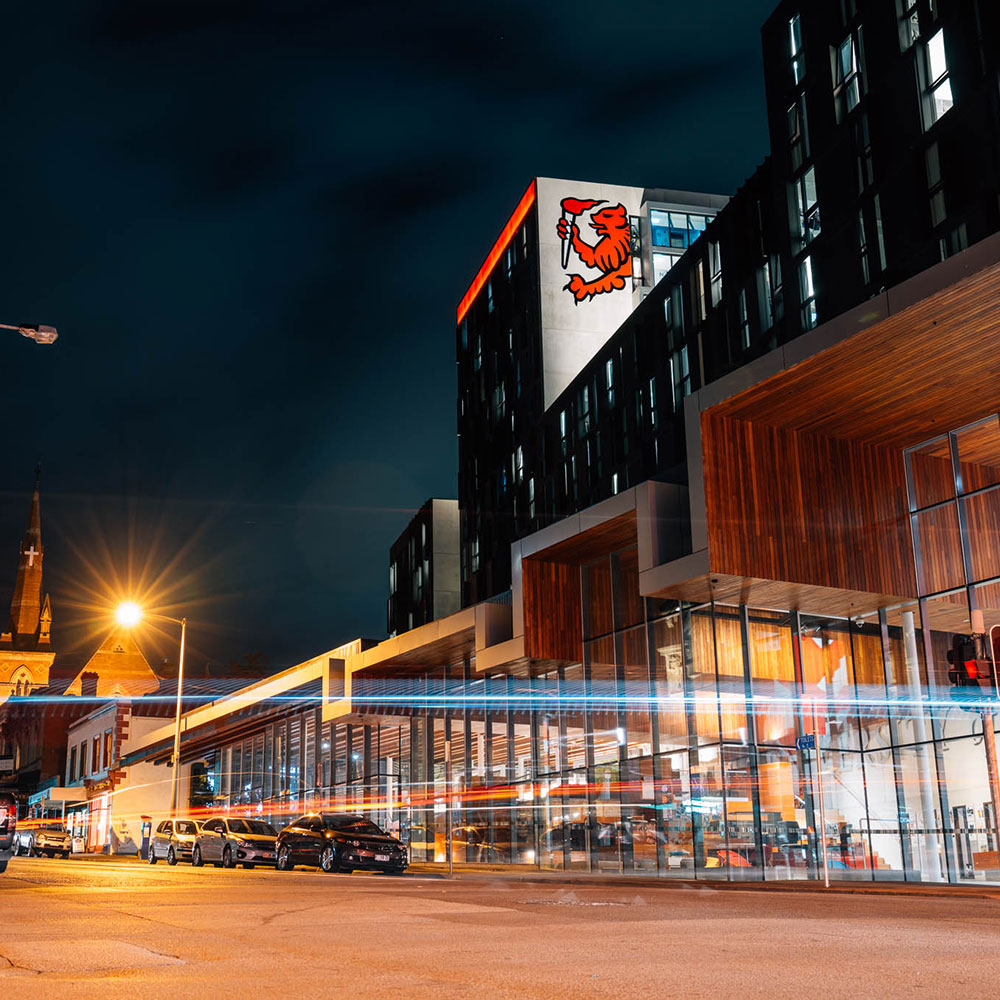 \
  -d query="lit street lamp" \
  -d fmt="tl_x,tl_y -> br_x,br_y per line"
0,323 -> 58,345
116,602 -> 187,815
